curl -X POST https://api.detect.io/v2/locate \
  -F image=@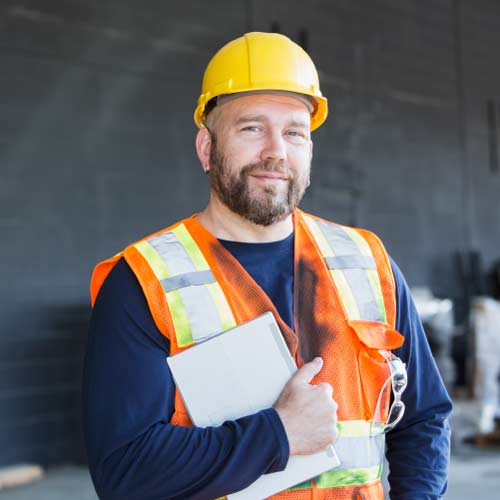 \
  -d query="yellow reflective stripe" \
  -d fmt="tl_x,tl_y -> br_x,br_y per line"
288,421 -> 384,492
305,217 -> 361,320
135,240 -> 171,280
340,226 -> 387,323
172,224 -> 210,270
173,224 -> 235,333
330,270 -> 360,320
305,217 -> 334,257
206,282 -> 236,331
286,420 -> 384,492
366,268 -> 387,323
337,420 -> 372,437
316,465 -> 382,488
137,228 -> 233,346
342,226 -> 371,256
136,239 -> 193,346
165,290 -> 193,347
